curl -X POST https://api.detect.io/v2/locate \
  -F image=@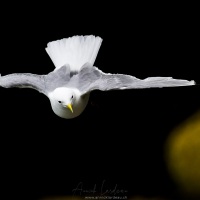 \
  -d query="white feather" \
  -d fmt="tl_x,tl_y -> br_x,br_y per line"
45,35 -> 103,71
